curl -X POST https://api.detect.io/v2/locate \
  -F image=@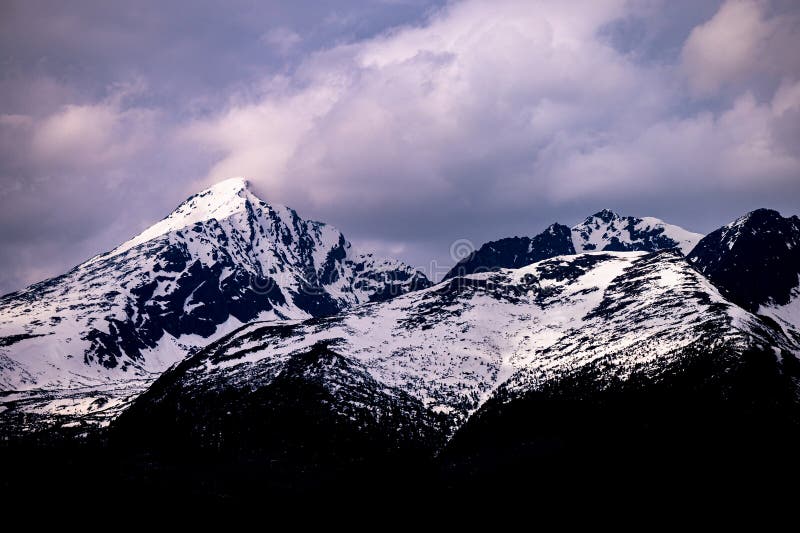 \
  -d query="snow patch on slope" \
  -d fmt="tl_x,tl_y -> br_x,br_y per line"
92,177 -> 253,263
760,278 -> 800,338
184,250 -> 781,437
